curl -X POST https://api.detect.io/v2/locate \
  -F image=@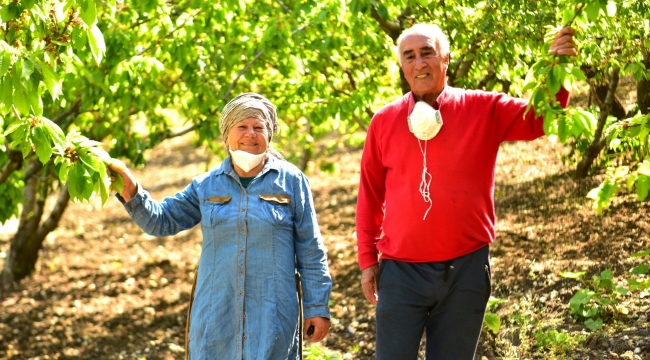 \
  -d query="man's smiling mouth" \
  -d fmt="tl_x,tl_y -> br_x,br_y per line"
415,74 -> 429,78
